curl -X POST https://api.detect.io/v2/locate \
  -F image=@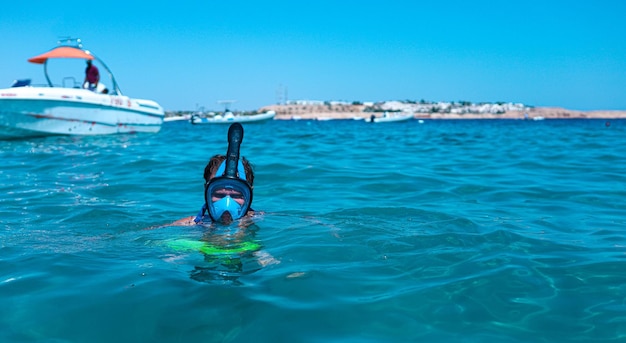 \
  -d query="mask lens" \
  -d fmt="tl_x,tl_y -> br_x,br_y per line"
205,178 -> 252,221
211,188 -> 245,204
